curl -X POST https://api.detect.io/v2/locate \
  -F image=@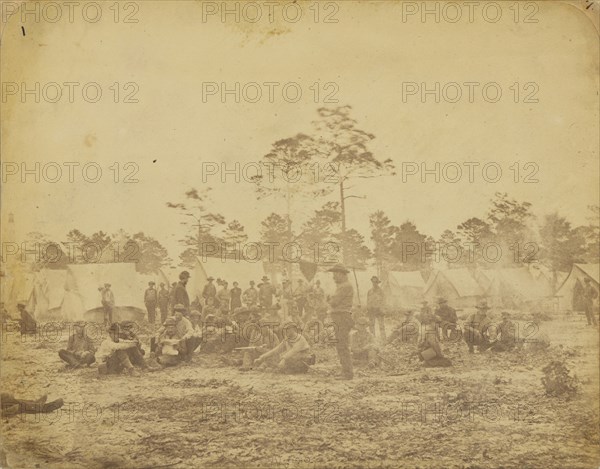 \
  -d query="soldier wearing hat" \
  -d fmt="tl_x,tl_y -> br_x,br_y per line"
173,271 -> 191,312
242,280 -> 259,308
463,300 -> 493,353
144,281 -> 158,326
202,277 -> 217,306
156,317 -> 182,367
350,317 -> 379,367
58,321 -> 96,368
491,311 -> 517,352
582,277 -> 598,326
435,297 -> 458,340
367,276 -> 386,342
96,323 -> 141,376
258,276 -> 277,309
327,263 -> 355,380
100,283 -> 115,326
